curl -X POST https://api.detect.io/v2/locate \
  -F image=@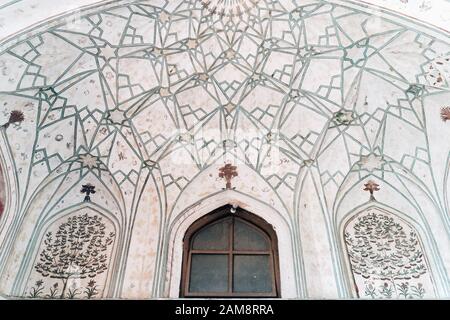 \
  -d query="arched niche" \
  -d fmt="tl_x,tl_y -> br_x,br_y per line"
164,190 -> 298,298
342,206 -> 437,299
23,205 -> 118,299
180,206 -> 281,297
